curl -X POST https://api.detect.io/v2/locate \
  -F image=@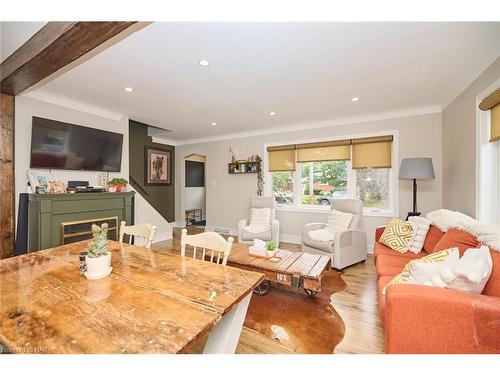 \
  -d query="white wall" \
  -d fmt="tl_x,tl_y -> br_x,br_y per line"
185,187 -> 206,211
175,112 -> 443,251
14,96 -> 172,241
